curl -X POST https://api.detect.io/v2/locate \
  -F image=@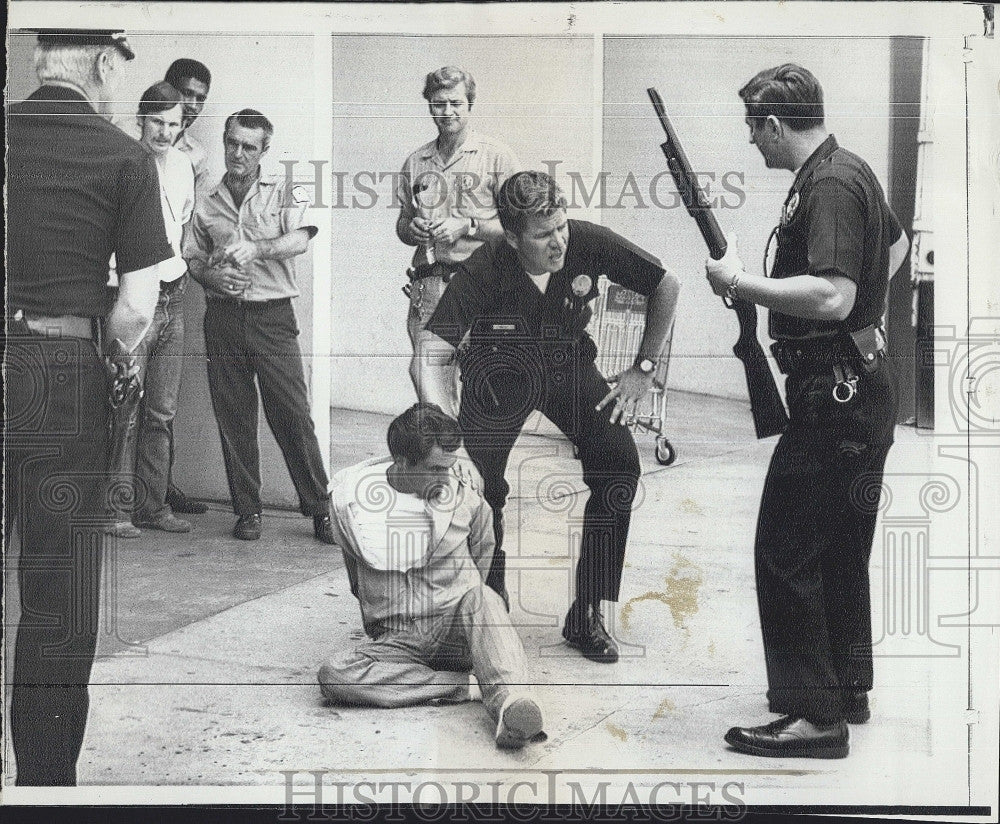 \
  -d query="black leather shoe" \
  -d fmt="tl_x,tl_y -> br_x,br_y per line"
233,513 -> 262,541
843,691 -> 870,724
167,487 -> 208,515
313,514 -> 336,545
562,601 -> 619,664
725,715 -> 849,759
